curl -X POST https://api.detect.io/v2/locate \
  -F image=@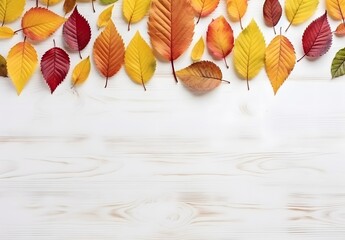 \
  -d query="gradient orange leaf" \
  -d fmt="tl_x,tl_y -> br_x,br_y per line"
206,16 -> 234,68
335,23 -> 345,36
7,41 -> 38,95
265,34 -> 296,94
21,7 -> 65,41
63,0 -> 77,14
191,0 -> 220,24
148,0 -> 195,83
93,20 -> 125,88
326,0 -> 345,21
226,0 -> 248,29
